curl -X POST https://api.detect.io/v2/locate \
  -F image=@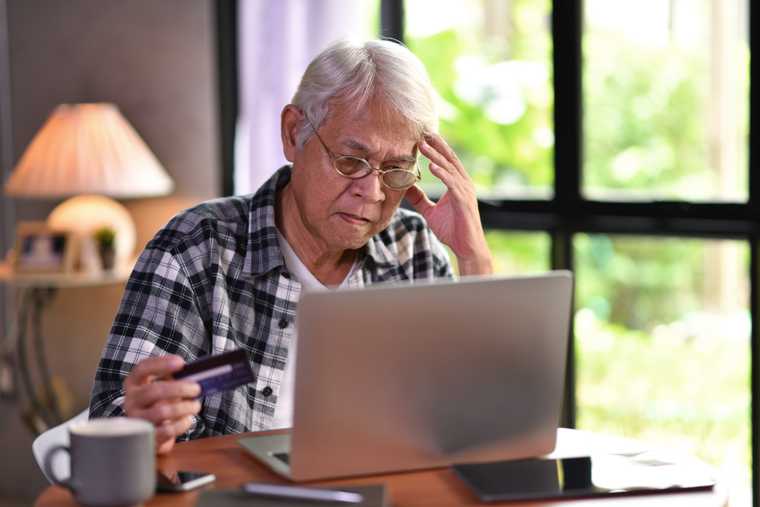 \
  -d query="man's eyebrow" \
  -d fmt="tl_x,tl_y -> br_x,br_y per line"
341,139 -> 417,163
342,139 -> 370,152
